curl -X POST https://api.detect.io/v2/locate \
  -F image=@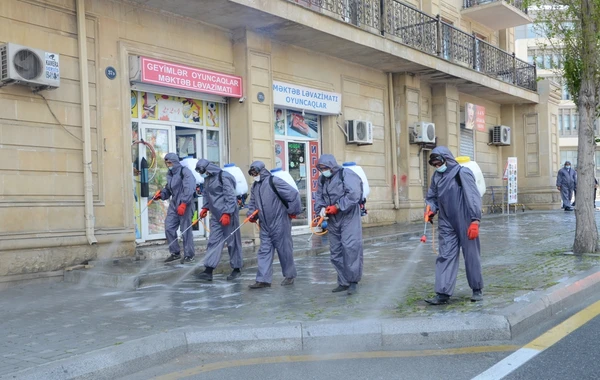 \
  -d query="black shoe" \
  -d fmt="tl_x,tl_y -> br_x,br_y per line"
425,294 -> 450,305
471,290 -> 483,302
332,285 -> 349,293
565,207 -> 574,211
227,269 -> 241,281
164,254 -> 181,263
281,278 -> 295,286
347,283 -> 358,295
182,256 -> 195,264
248,282 -> 271,289
196,272 -> 213,281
